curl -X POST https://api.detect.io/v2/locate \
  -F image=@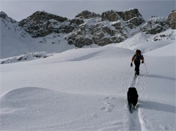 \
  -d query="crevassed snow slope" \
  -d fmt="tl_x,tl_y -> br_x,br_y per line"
0,40 -> 175,130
